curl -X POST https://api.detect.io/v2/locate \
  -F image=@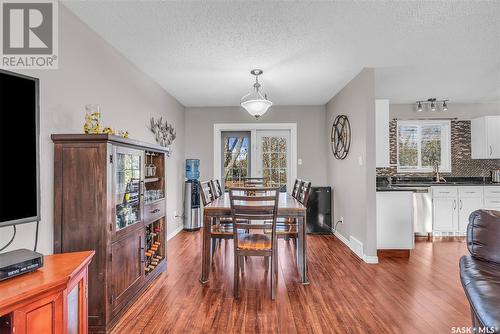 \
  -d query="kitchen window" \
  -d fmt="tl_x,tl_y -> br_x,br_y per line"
397,120 -> 451,173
